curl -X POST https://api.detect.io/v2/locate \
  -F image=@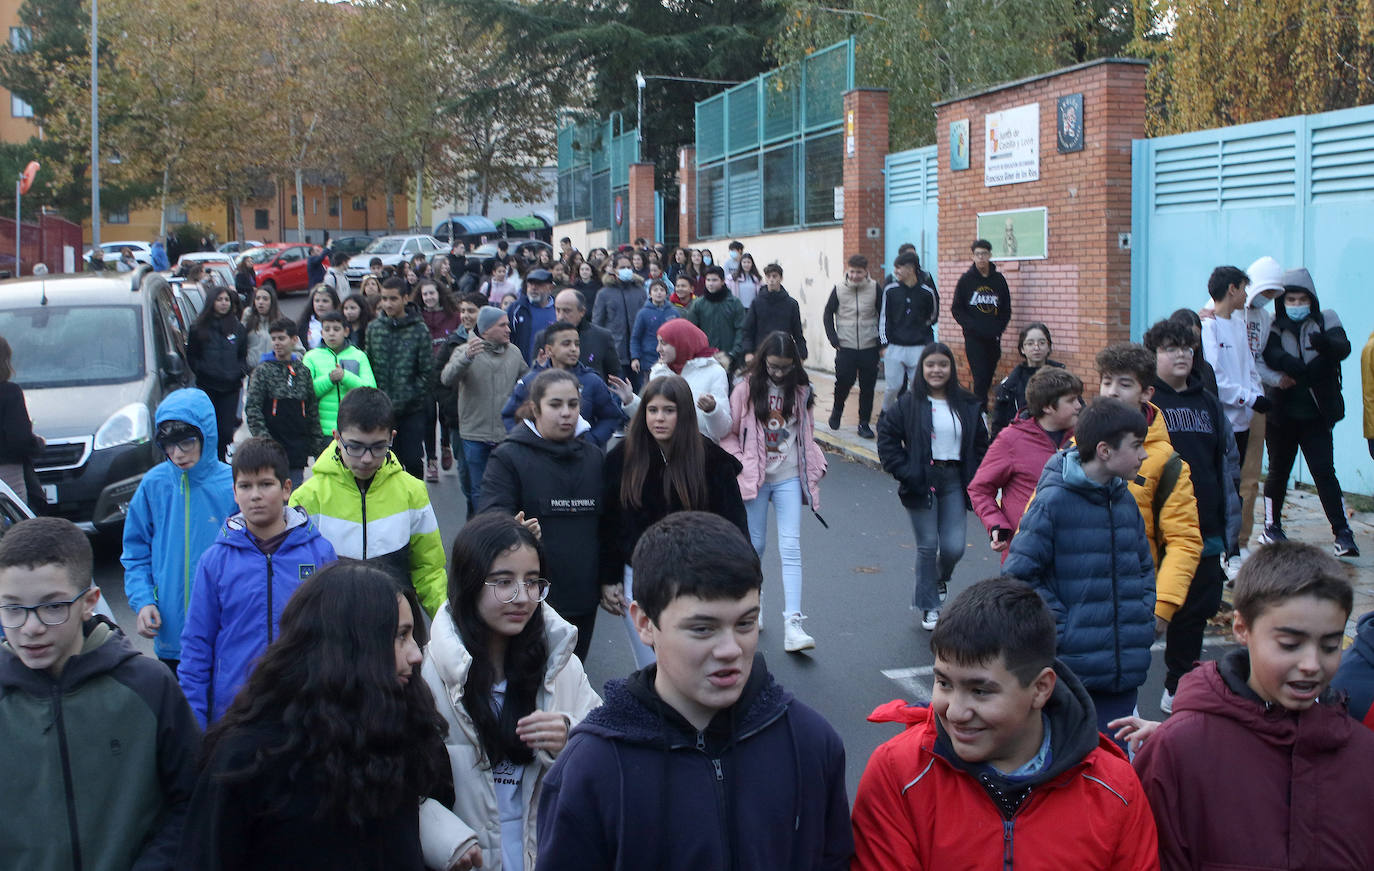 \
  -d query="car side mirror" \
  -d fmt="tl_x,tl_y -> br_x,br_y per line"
161,352 -> 185,384
273,259 -> 284,268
